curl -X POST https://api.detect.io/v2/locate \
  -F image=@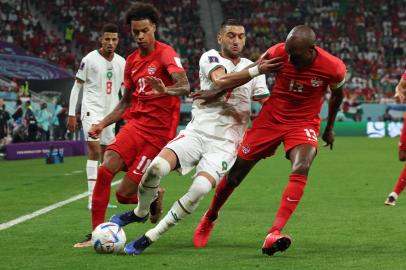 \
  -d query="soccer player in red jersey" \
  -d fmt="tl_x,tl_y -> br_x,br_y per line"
192,25 -> 346,255
384,71 -> 406,206
73,3 -> 190,247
